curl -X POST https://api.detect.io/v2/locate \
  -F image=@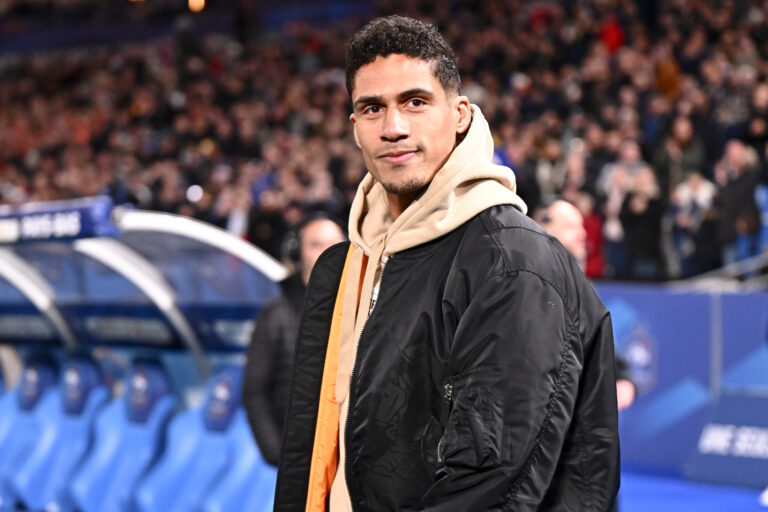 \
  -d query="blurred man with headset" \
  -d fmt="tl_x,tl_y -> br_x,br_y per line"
242,212 -> 346,466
